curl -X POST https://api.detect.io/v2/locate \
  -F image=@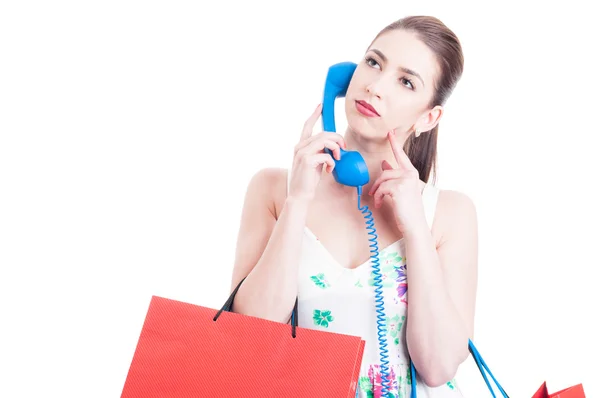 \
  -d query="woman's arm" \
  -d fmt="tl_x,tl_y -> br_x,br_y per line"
230,167 -> 311,323
229,105 -> 345,323
404,190 -> 478,387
